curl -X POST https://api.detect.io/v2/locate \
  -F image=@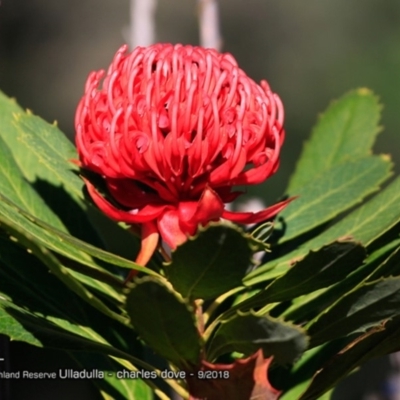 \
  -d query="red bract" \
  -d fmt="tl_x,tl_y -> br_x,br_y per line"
75,43 -> 291,265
